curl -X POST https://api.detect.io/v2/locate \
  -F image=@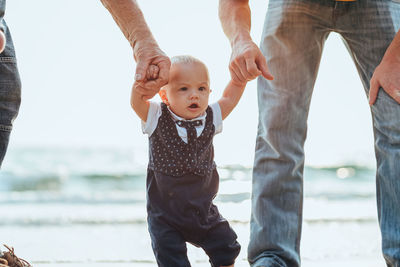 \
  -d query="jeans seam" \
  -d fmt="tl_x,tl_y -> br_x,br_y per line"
0,124 -> 12,132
